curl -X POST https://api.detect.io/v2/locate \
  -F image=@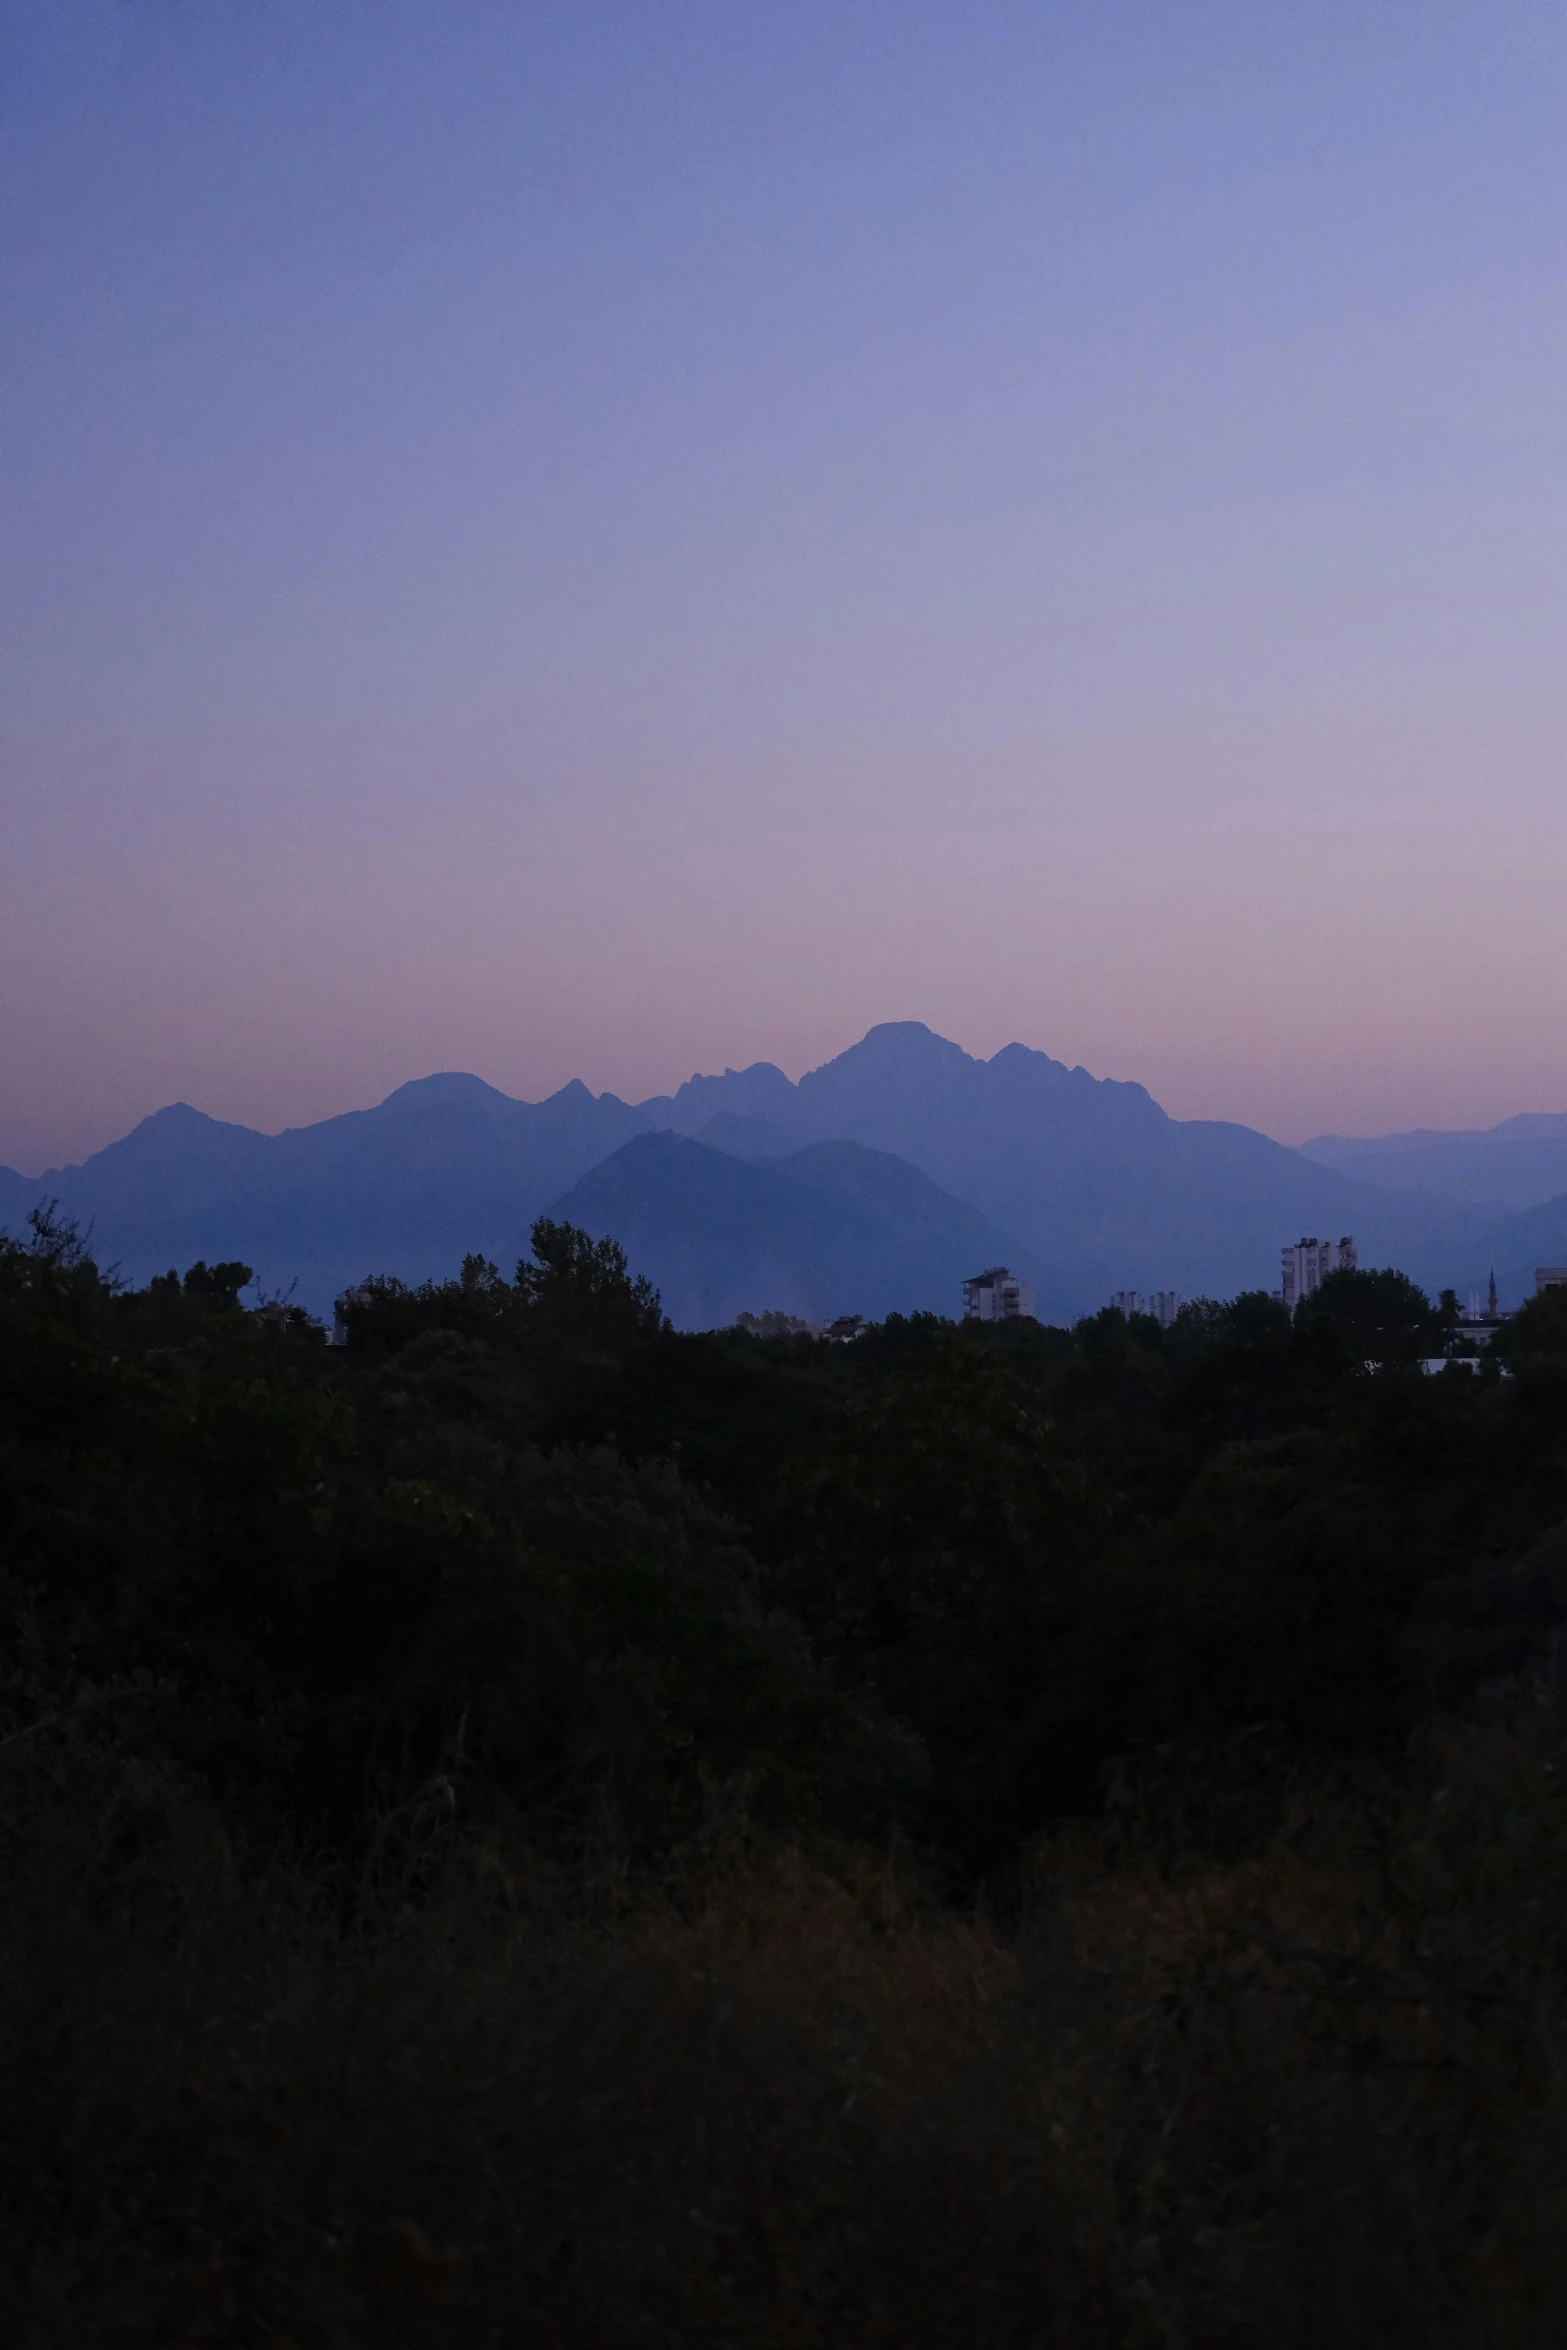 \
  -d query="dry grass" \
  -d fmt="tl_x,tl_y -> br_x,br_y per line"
5,1721 -> 1567,2346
